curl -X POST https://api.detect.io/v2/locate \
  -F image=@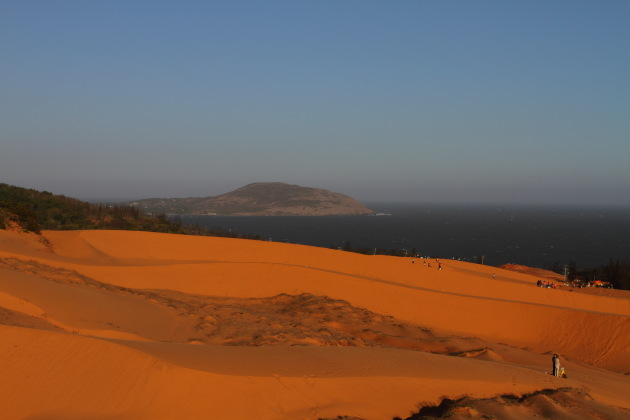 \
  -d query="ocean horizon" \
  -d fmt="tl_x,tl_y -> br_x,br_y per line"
174,203 -> 630,270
